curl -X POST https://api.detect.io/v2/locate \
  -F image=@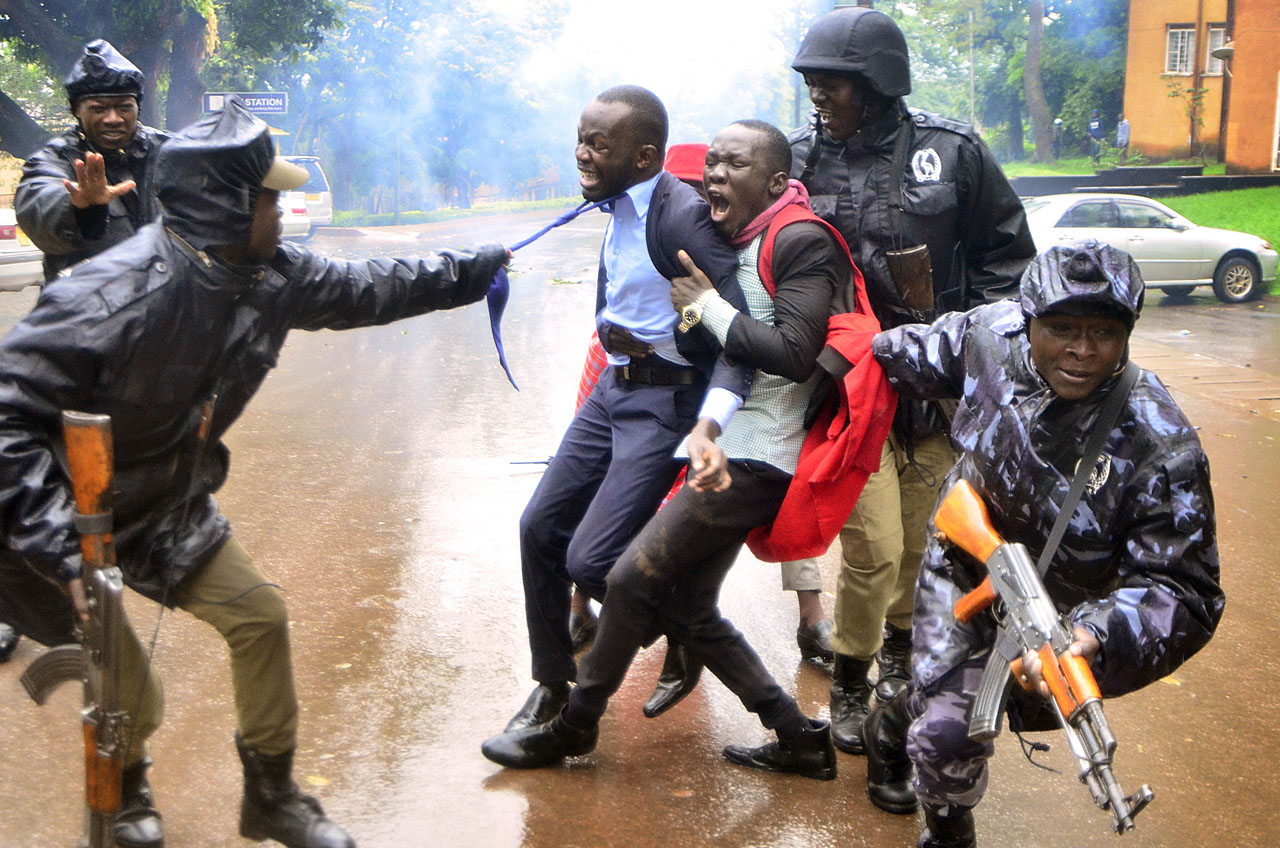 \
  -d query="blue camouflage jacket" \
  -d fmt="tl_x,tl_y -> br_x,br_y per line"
873,300 -> 1224,697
